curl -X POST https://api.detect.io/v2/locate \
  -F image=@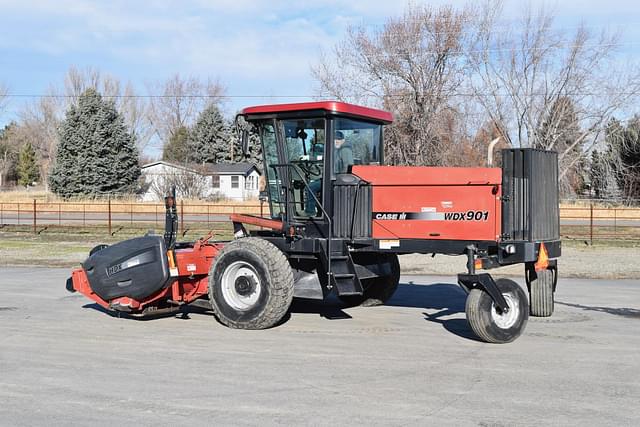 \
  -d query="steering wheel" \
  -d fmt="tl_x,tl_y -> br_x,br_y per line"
293,159 -> 323,178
